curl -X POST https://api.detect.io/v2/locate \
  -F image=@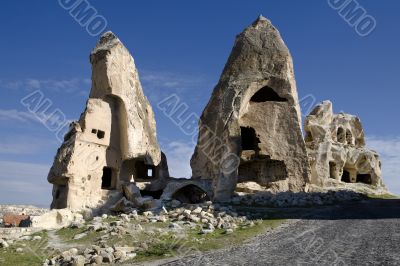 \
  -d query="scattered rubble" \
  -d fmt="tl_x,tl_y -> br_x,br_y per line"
230,190 -> 365,208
